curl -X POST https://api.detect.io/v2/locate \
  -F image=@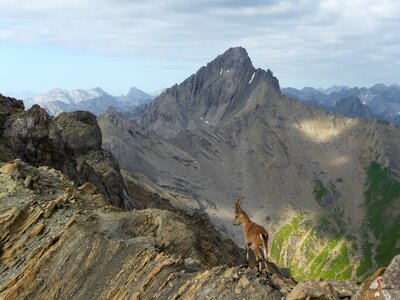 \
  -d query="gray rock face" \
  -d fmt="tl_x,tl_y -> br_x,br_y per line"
55,111 -> 102,154
382,255 -> 400,299
0,103 -> 78,179
54,111 -> 131,208
354,255 -> 400,300
287,280 -> 358,300
335,96 -> 372,119
0,96 -> 132,208
0,93 -> 24,115
142,47 -> 280,138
